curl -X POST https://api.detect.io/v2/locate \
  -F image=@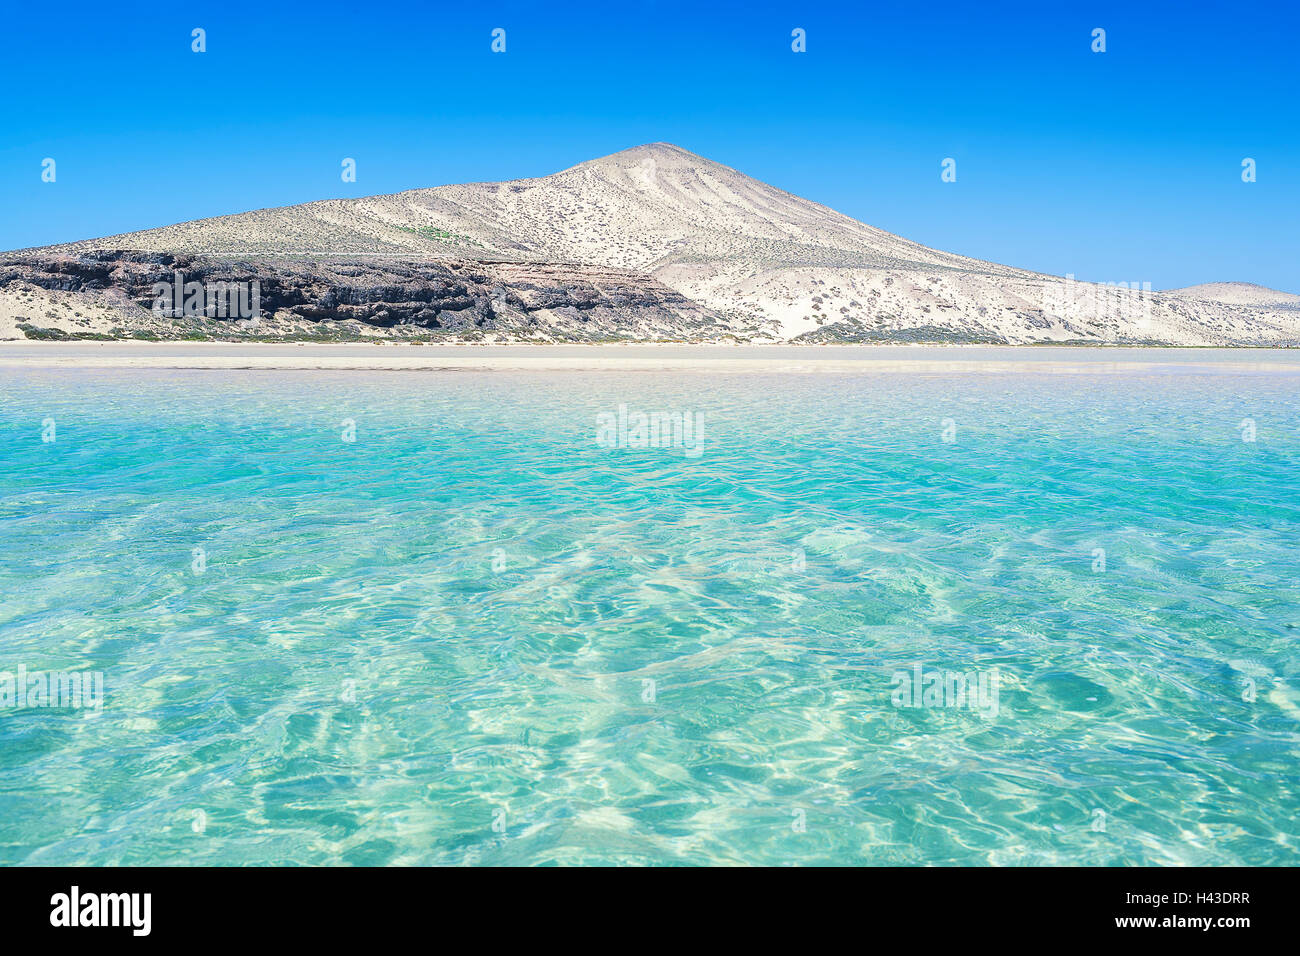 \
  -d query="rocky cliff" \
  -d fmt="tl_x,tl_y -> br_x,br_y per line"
0,250 -> 751,342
